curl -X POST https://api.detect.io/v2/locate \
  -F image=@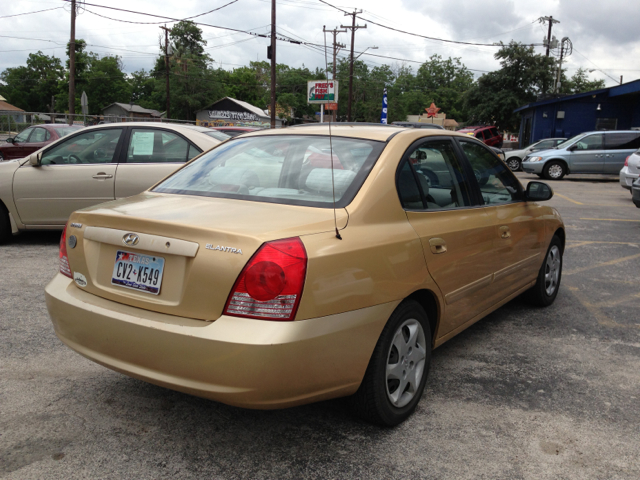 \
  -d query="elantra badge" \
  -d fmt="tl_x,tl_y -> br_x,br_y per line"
206,244 -> 242,254
122,233 -> 140,246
